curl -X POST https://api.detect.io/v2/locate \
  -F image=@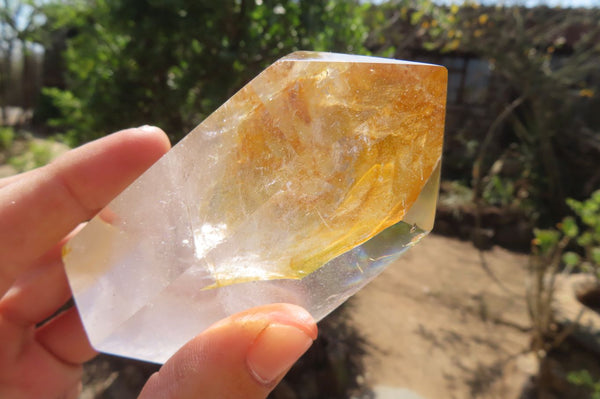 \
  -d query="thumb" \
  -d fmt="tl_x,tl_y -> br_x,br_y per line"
138,304 -> 317,399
